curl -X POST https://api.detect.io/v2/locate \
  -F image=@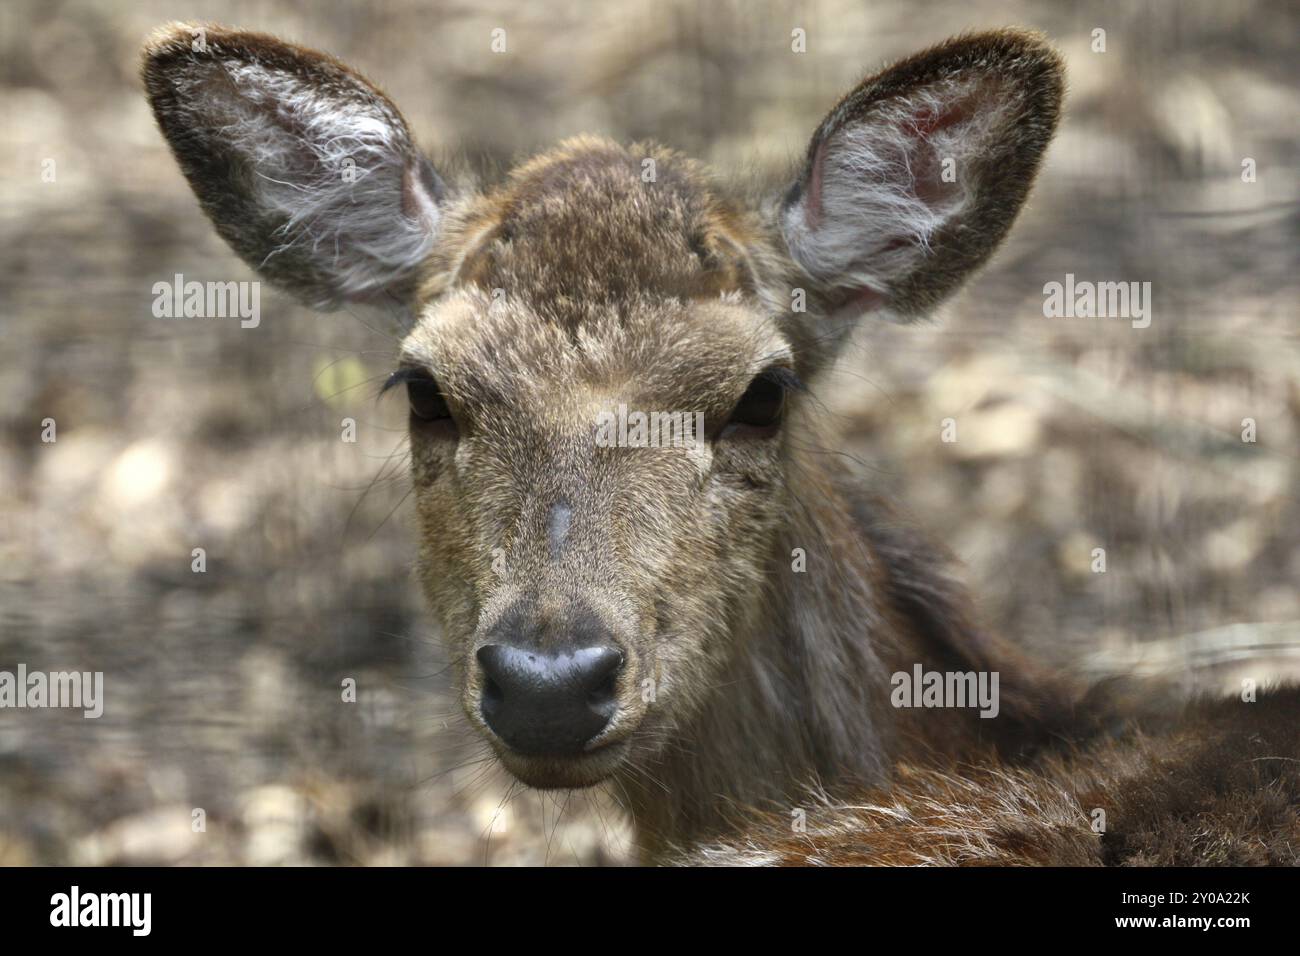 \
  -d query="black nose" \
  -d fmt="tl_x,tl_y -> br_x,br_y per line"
477,644 -> 623,755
